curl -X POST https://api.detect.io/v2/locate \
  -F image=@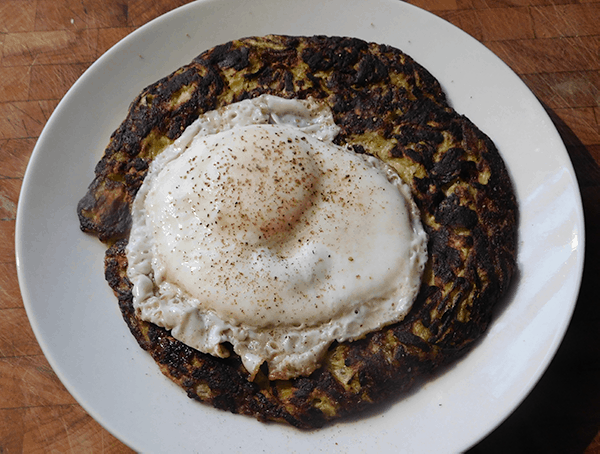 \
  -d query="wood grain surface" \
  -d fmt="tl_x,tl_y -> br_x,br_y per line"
0,0 -> 598,452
